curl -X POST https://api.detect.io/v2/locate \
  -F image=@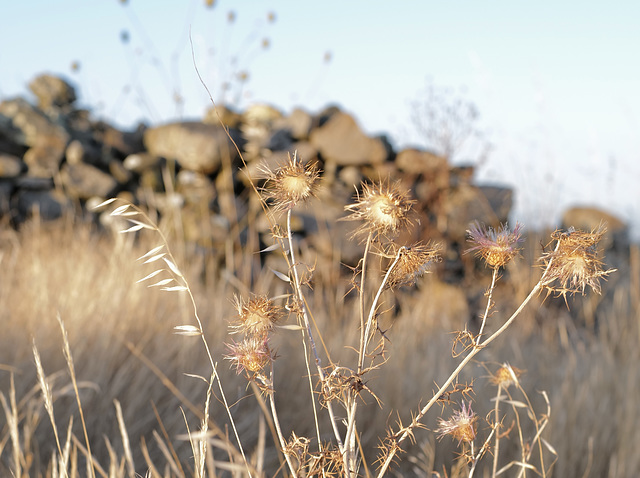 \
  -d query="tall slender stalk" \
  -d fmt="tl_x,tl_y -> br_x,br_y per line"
286,209 -> 345,452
